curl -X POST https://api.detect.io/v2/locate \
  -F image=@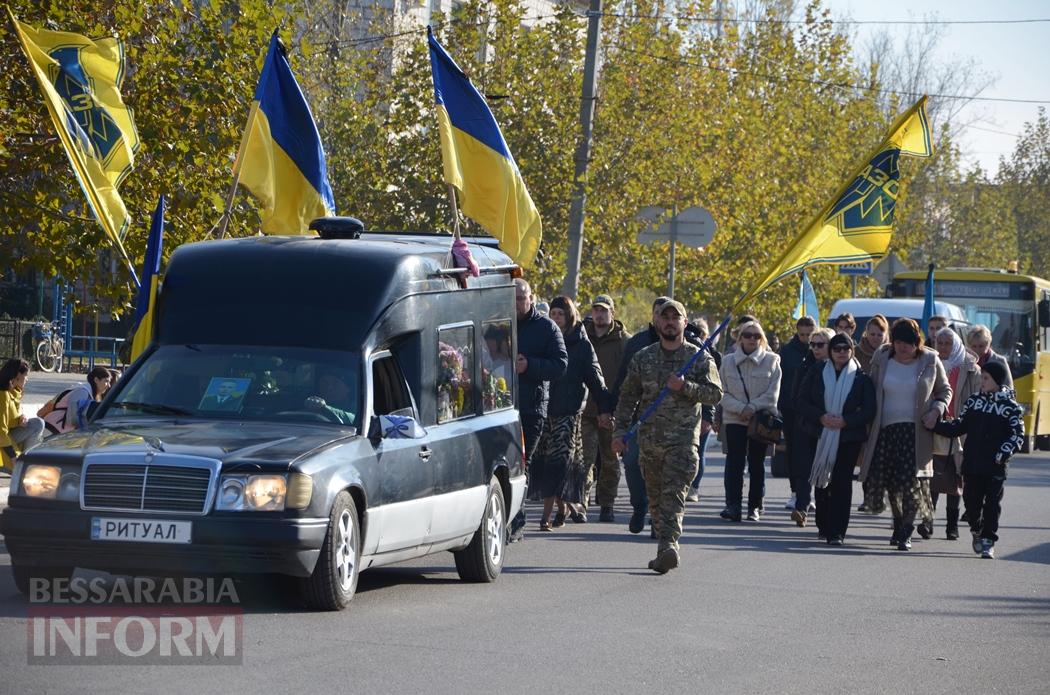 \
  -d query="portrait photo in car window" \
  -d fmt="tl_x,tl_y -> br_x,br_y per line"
437,325 -> 474,423
198,377 -> 251,412
482,320 -> 513,412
